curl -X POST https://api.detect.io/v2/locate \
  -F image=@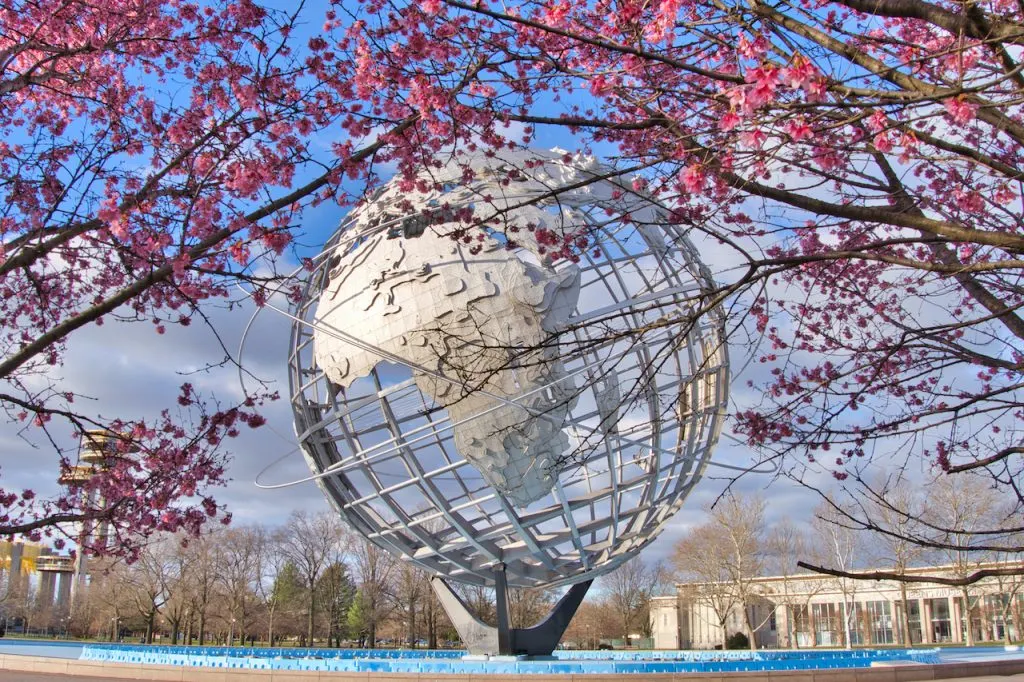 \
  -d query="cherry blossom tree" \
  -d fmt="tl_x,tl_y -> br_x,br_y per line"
0,0 -> 315,553
0,0 -> 435,554
319,0 -> 1024,570
6,0 -> 1024,573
